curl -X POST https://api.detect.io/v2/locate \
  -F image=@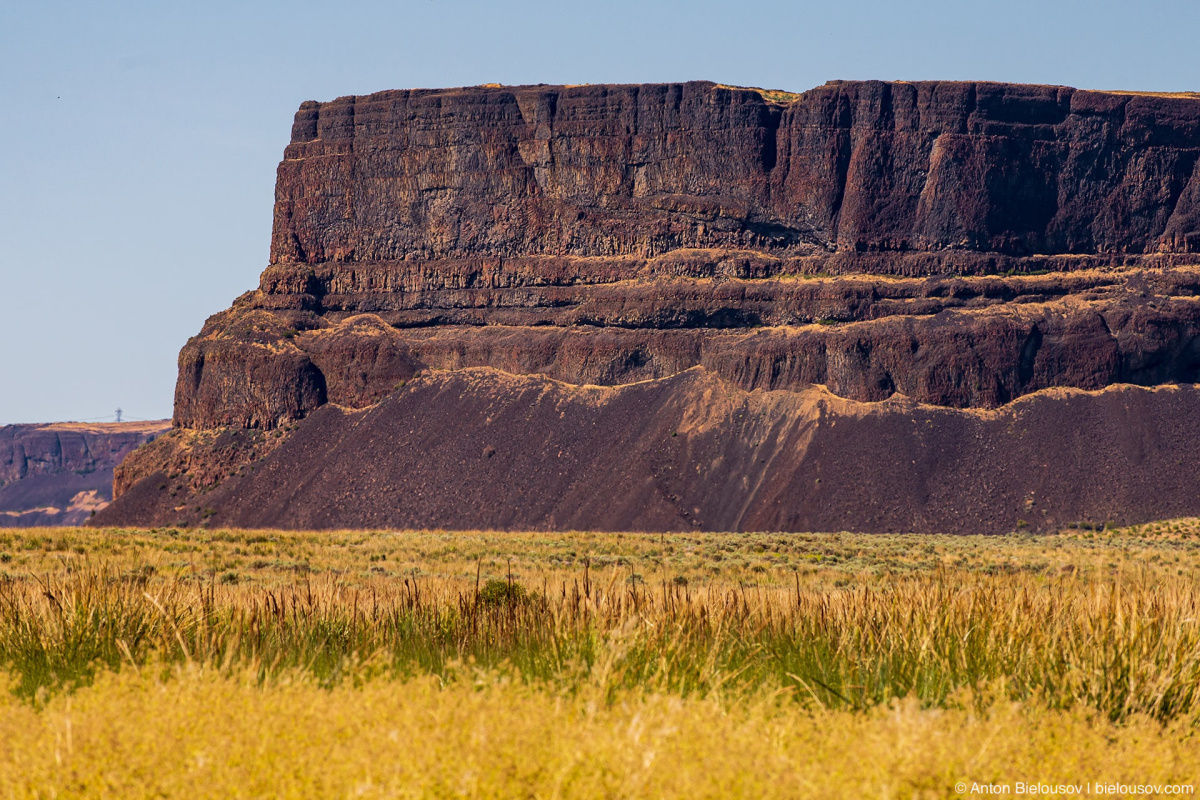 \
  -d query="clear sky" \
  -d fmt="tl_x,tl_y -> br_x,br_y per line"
2,0 -> 1199,424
